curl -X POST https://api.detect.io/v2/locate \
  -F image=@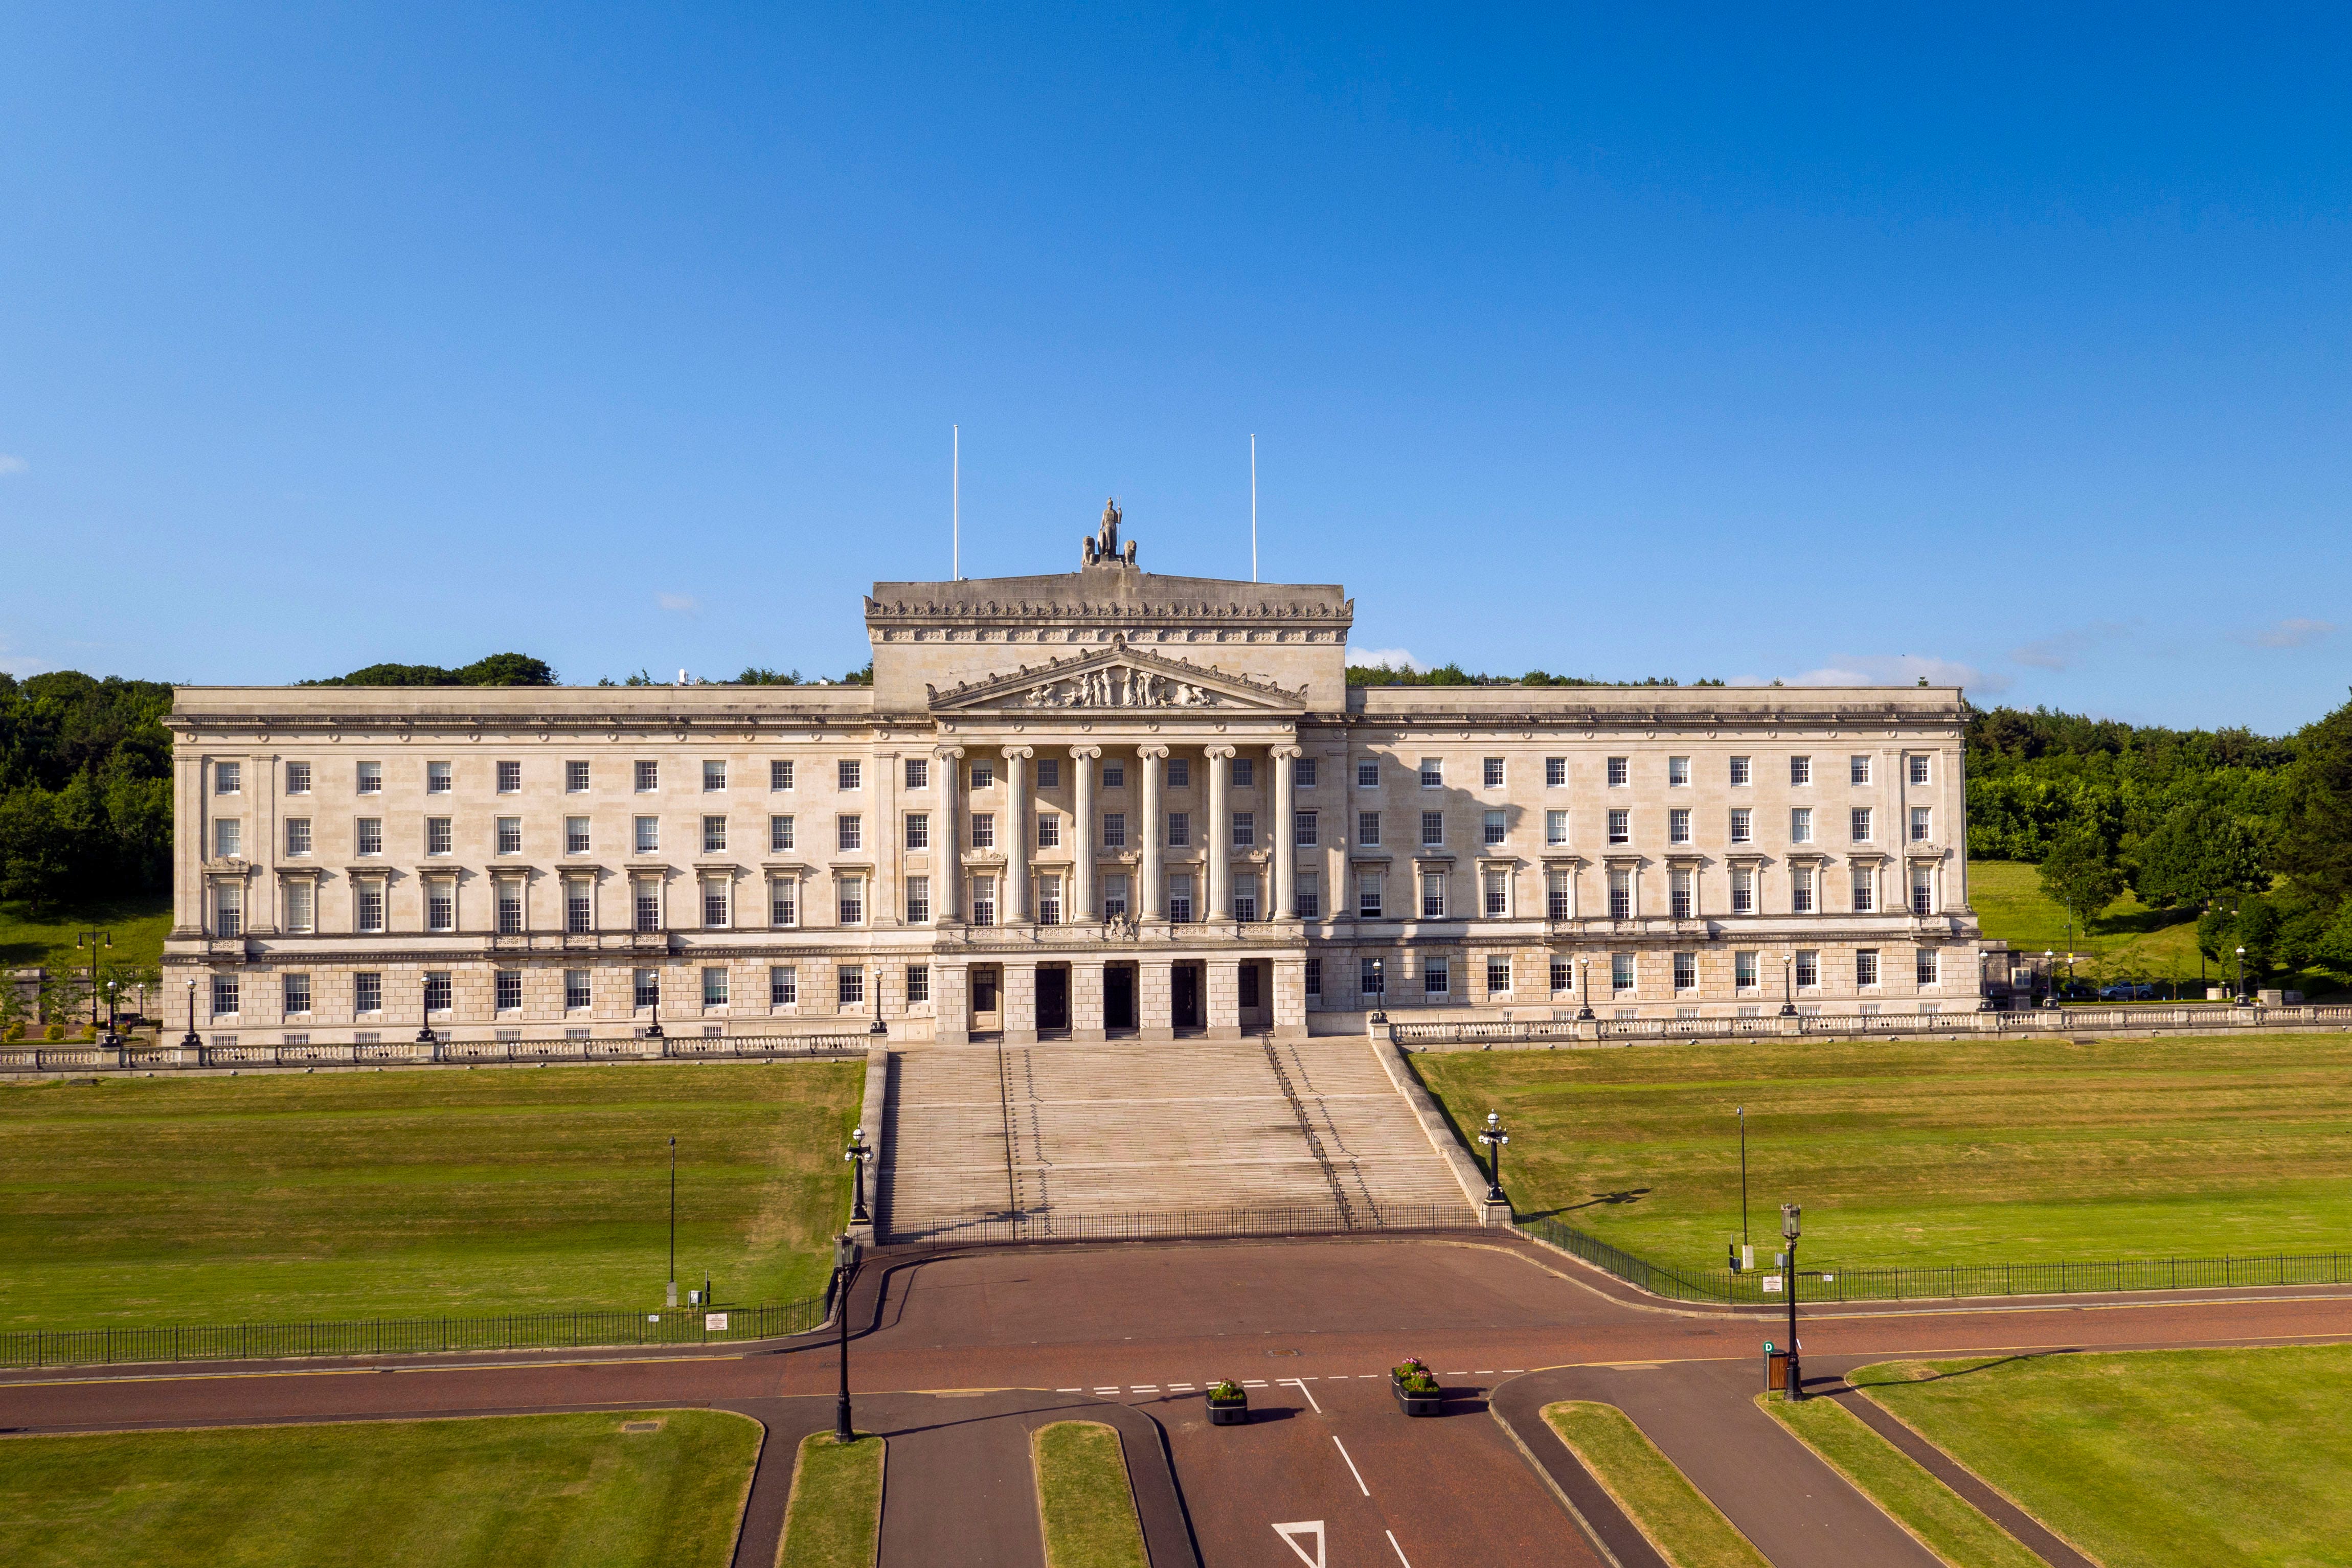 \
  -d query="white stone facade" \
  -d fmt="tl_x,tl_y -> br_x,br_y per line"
165,510 -> 1980,1043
